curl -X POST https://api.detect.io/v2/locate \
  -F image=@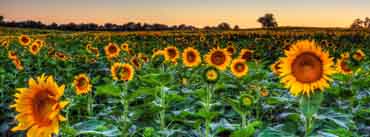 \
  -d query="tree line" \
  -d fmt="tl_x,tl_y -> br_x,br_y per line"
0,14 -> 280,31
